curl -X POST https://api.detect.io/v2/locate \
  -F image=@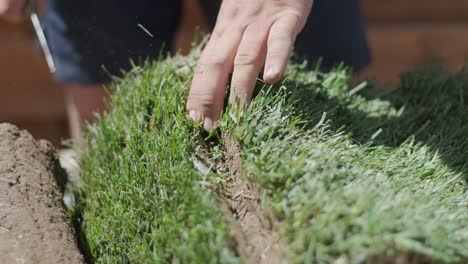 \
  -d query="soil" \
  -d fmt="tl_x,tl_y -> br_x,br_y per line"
0,123 -> 84,264
217,134 -> 288,264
